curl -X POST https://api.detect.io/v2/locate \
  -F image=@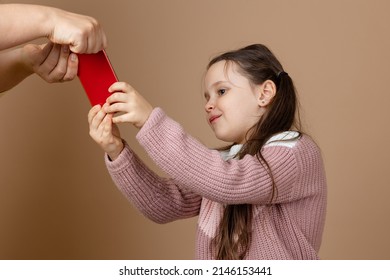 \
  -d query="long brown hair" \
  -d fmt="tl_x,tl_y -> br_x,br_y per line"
208,44 -> 301,259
